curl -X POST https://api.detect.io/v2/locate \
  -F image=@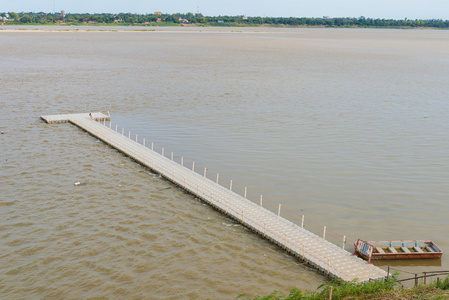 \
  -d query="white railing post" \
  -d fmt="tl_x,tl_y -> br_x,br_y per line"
192,162 -> 195,172
260,195 -> 263,207
342,235 -> 346,250
323,226 -> 326,240
230,180 -> 232,191
244,187 -> 247,199
278,204 -> 281,216
162,147 -> 164,157
301,215 -> 304,228
216,173 -> 219,184
151,142 -> 154,151
181,157 -> 183,166
204,167 -> 206,177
